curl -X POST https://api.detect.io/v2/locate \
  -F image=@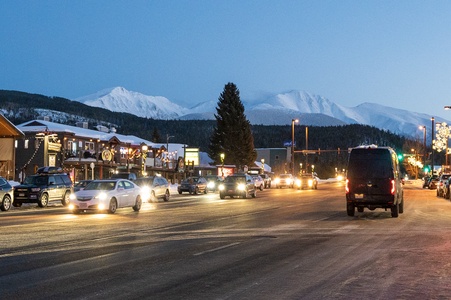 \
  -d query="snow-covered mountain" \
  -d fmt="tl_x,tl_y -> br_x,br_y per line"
74,87 -> 448,138
76,87 -> 189,119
